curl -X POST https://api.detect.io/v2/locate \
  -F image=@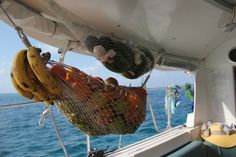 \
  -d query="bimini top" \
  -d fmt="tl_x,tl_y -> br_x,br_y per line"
1,0 -> 236,70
